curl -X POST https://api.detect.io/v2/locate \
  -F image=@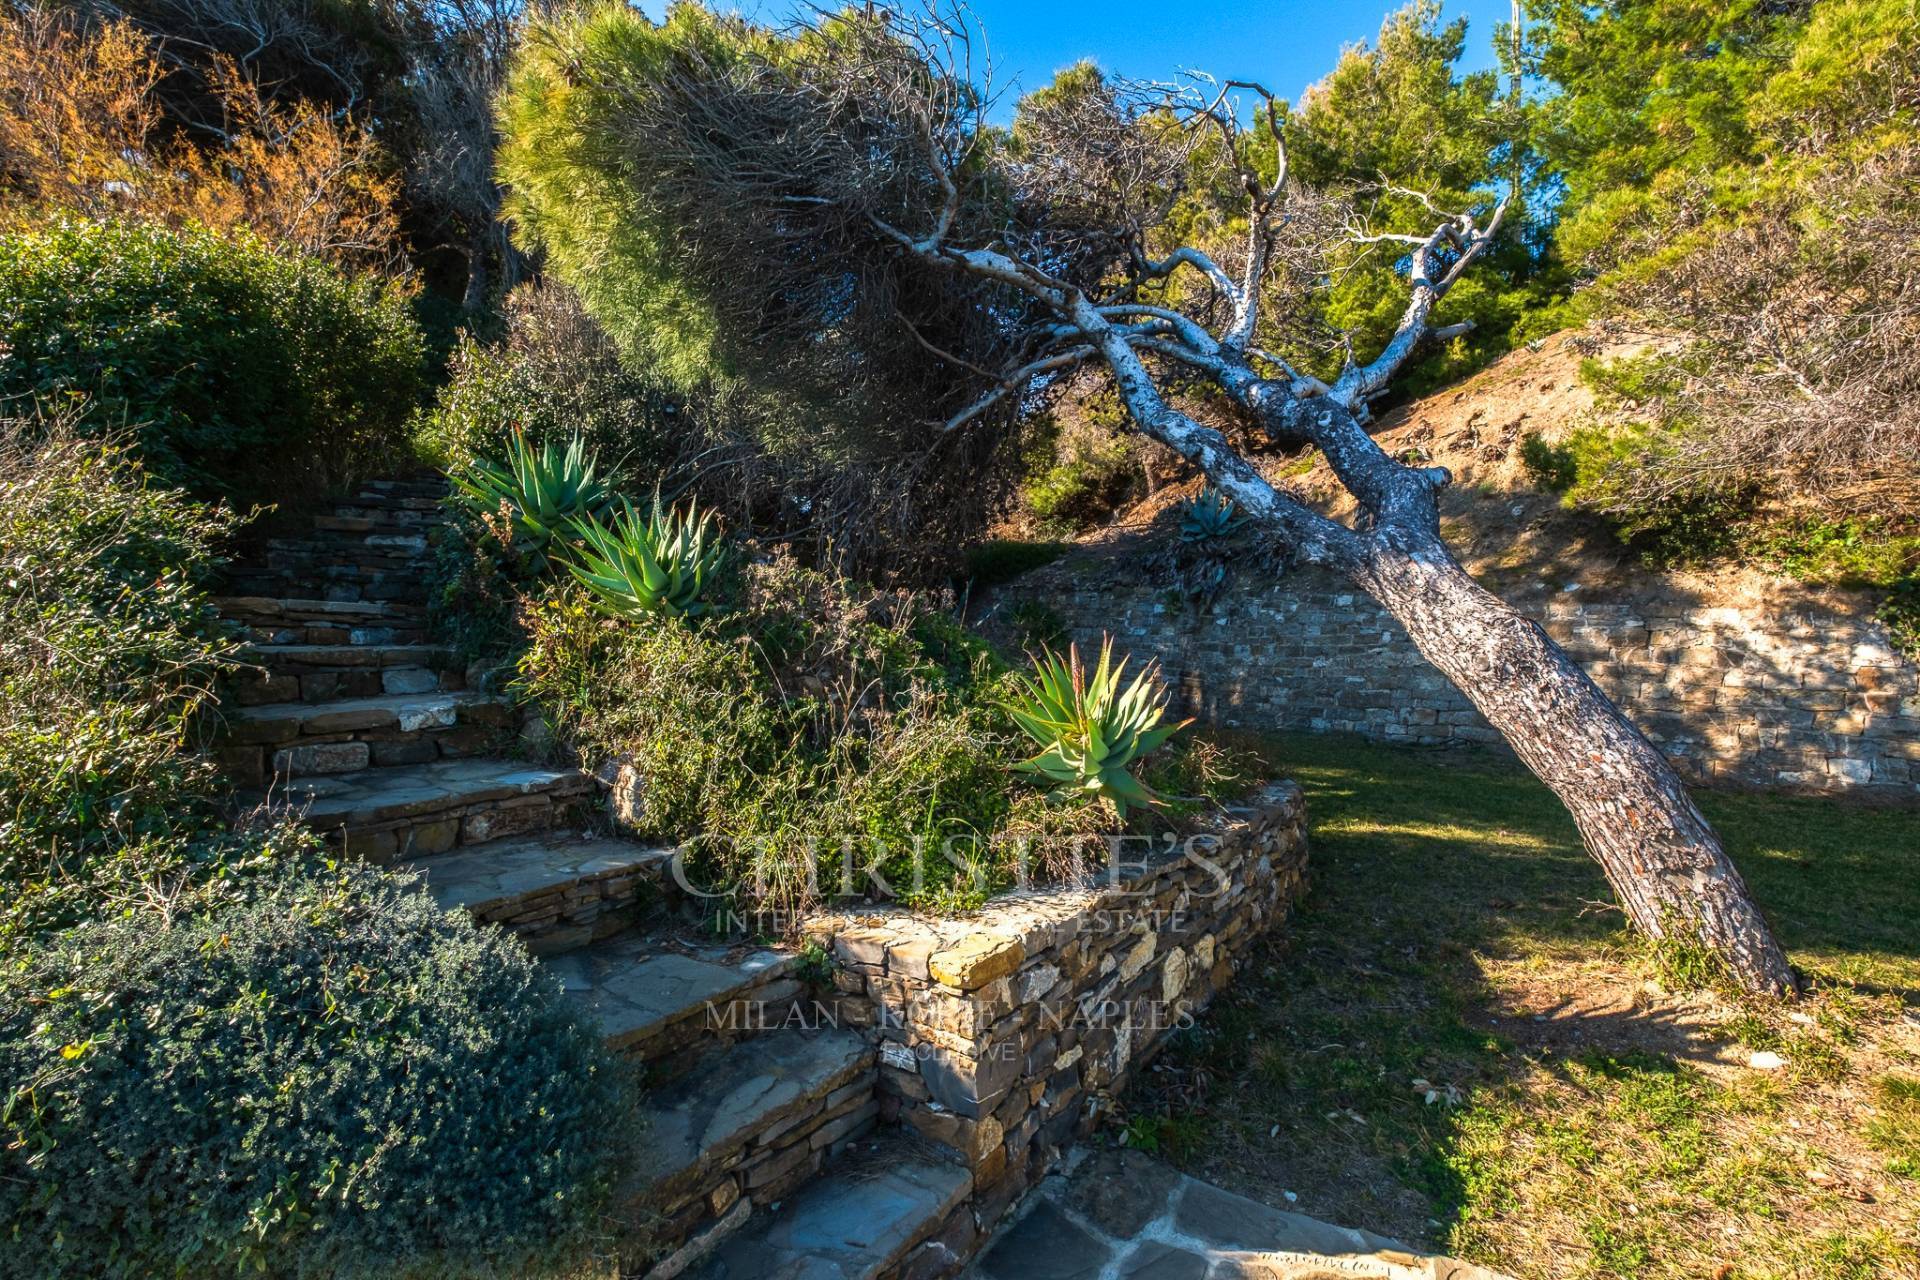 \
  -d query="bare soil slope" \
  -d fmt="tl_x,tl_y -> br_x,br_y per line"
1084,331 -> 1879,622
